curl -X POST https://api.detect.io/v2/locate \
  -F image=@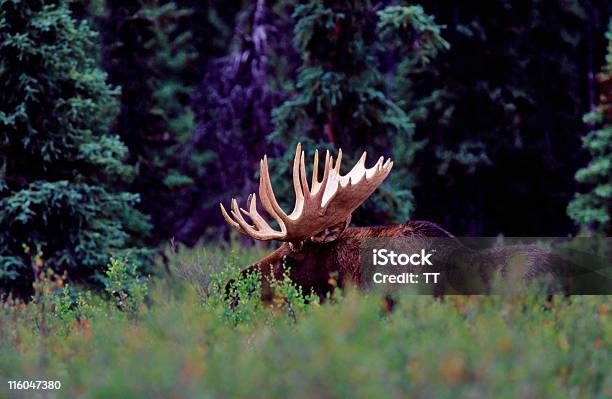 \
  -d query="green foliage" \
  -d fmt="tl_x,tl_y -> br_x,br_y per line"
410,0 -> 611,236
99,0 -> 236,243
171,244 -> 318,325
103,257 -> 149,314
377,5 -> 448,65
0,245 -> 609,398
267,264 -> 321,321
98,1 -> 192,243
0,0 -> 150,297
52,284 -> 97,333
568,19 -> 612,235
144,2 -> 199,146
221,263 -> 321,326
270,1 -> 448,225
